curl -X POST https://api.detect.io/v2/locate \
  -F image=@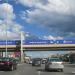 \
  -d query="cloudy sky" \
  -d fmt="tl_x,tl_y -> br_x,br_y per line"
0,0 -> 75,40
